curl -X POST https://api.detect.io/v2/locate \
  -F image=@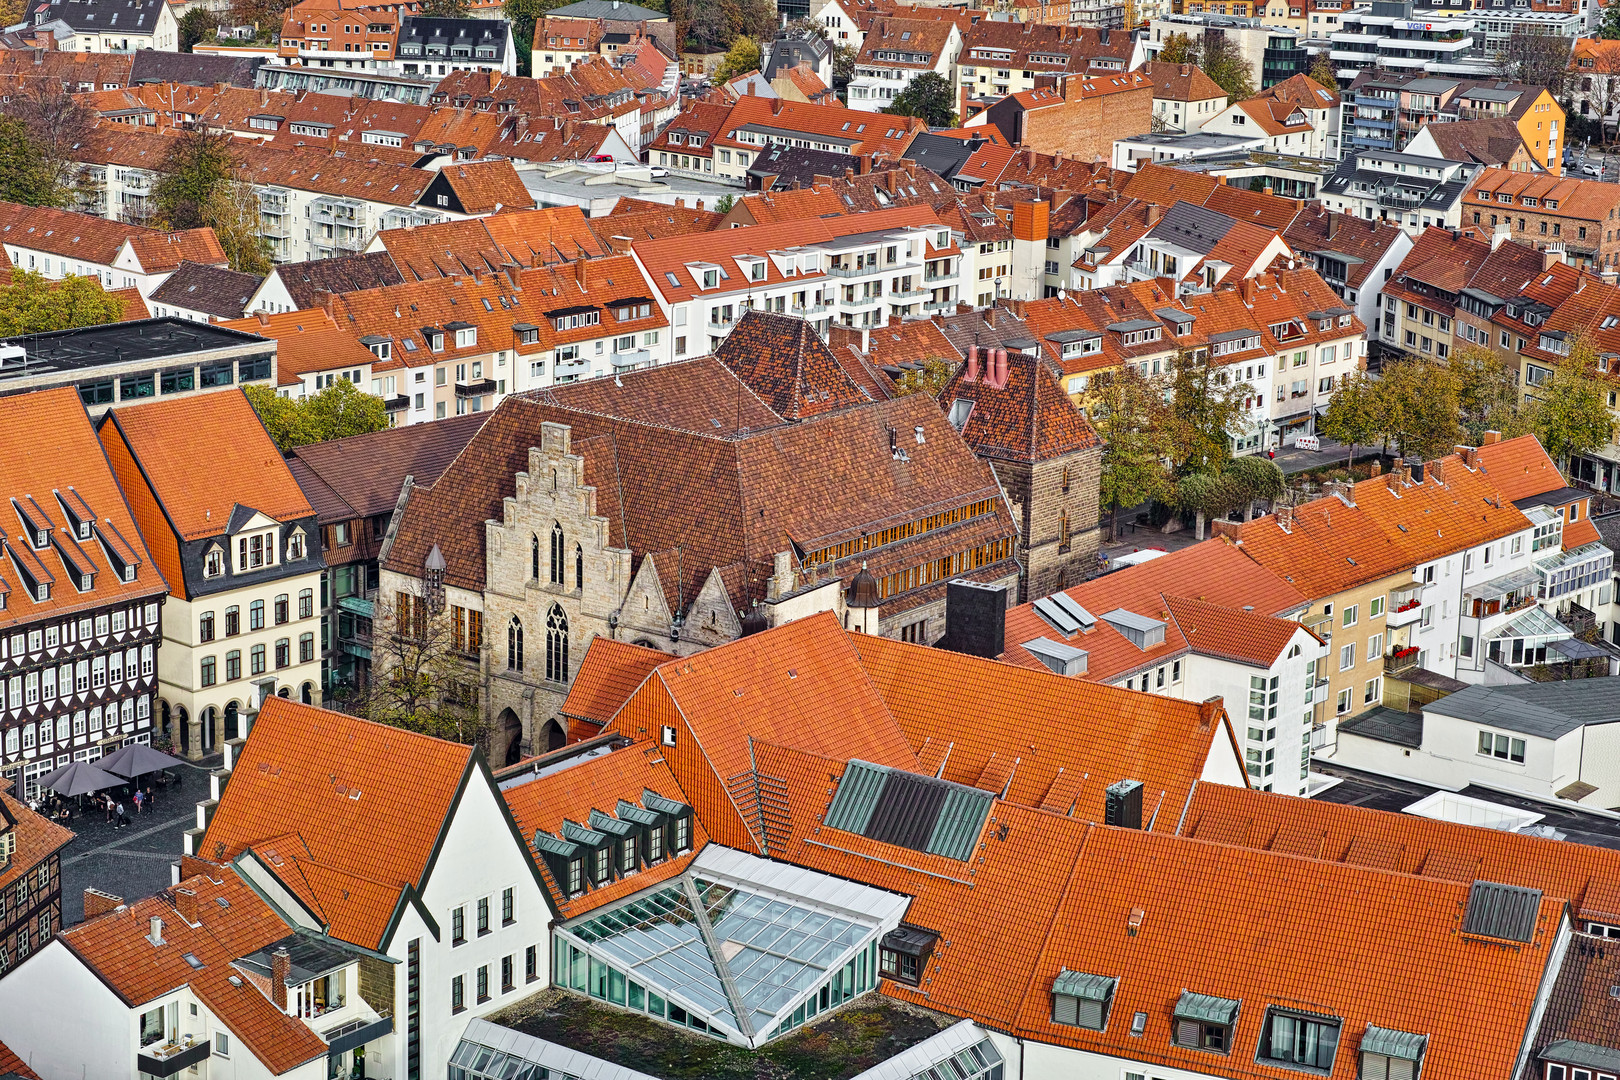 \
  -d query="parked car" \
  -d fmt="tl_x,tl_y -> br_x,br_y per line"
590,154 -> 614,163
649,166 -> 668,177
1583,163 -> 1604,177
